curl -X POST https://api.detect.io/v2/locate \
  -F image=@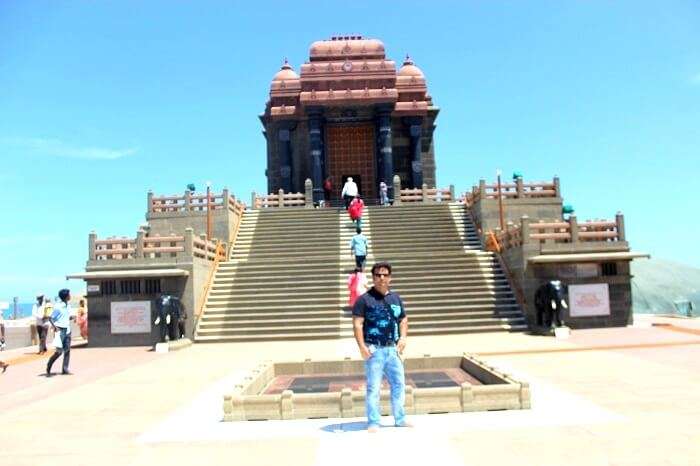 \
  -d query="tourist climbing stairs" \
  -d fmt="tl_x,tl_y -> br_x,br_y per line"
195,202 -> 526,343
